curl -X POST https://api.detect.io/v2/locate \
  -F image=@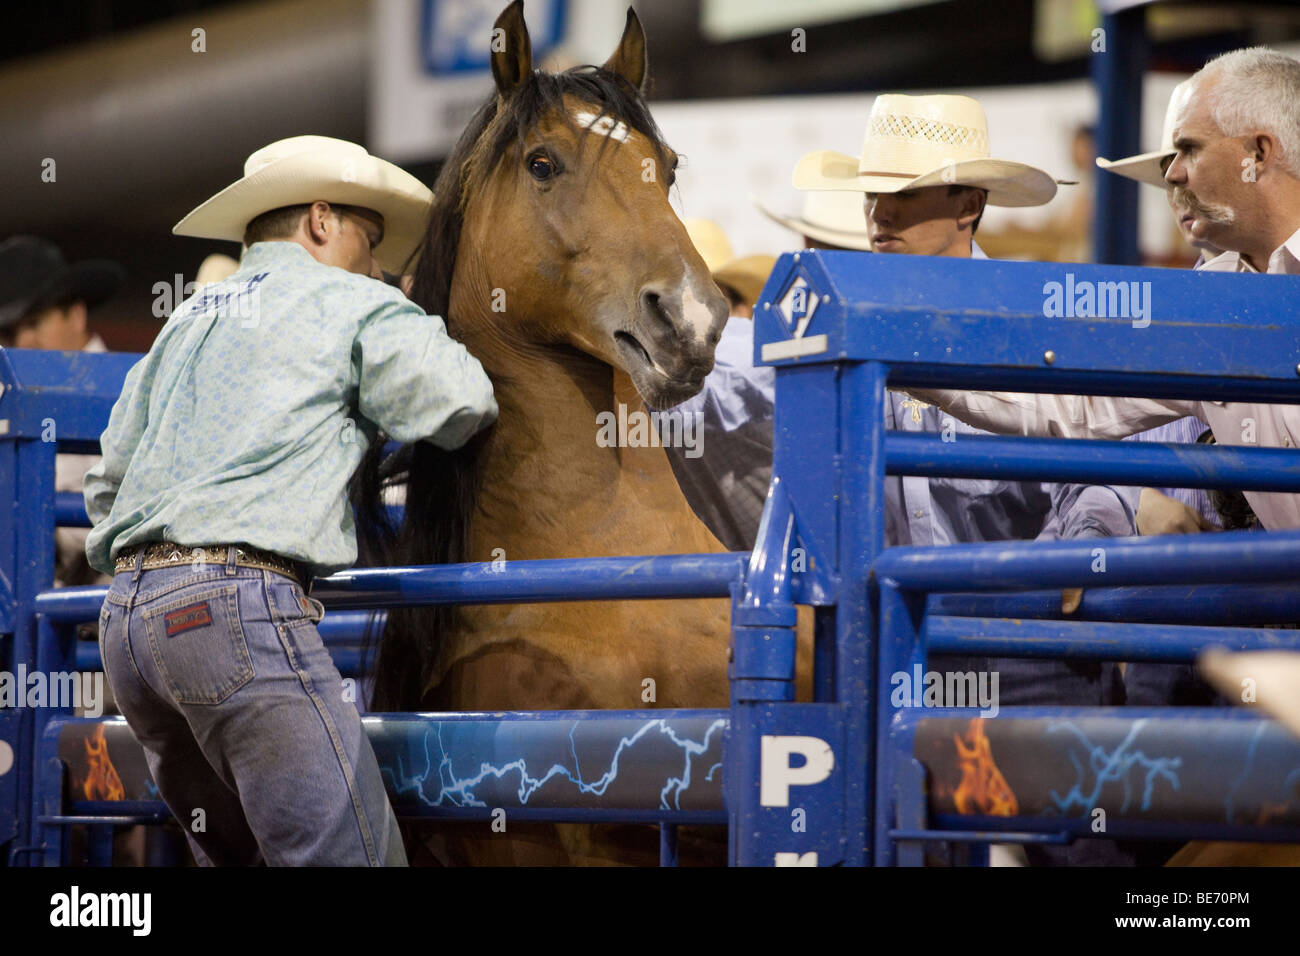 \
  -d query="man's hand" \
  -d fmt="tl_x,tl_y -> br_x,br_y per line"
1137,487 -> 1213,536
